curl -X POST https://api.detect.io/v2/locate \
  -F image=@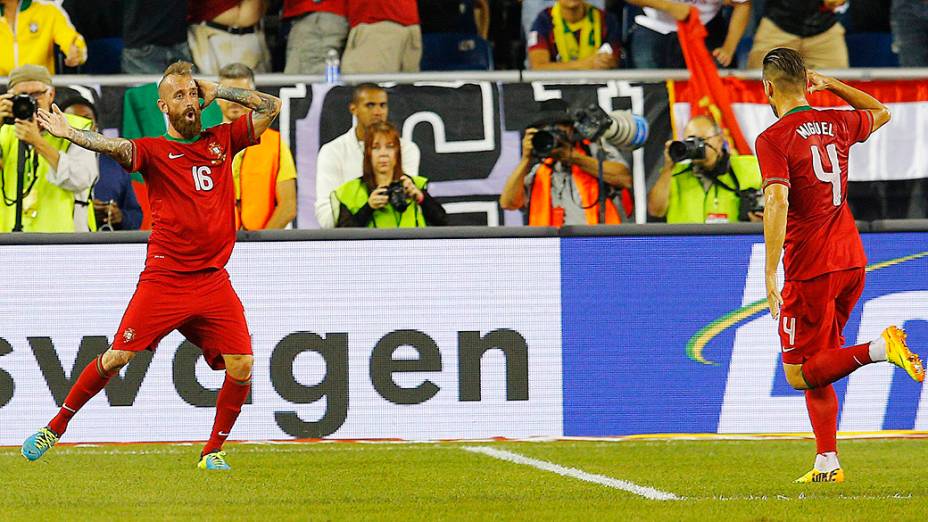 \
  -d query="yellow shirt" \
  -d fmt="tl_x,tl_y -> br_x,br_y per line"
0,0 -> 86,75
